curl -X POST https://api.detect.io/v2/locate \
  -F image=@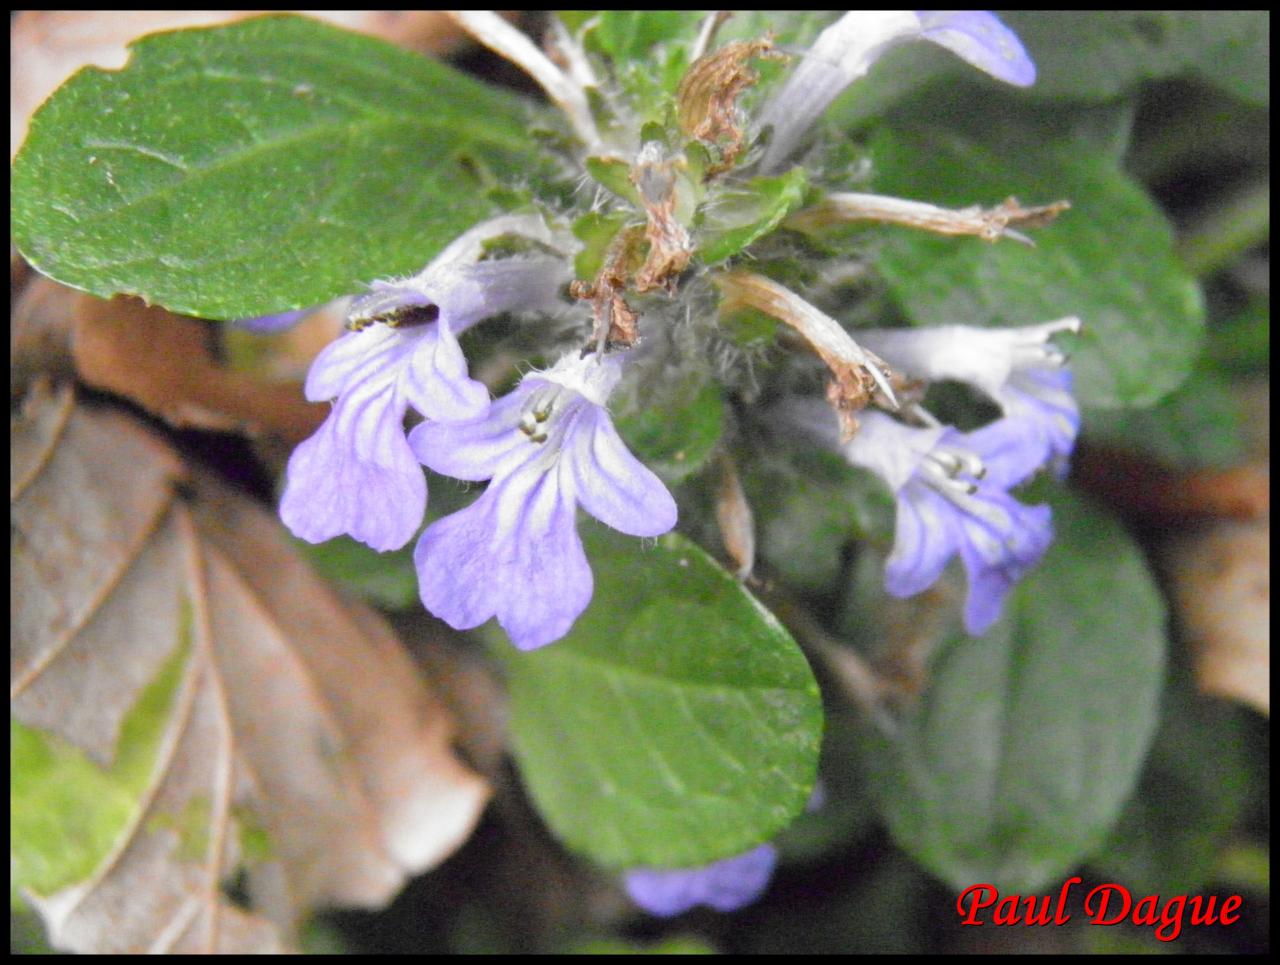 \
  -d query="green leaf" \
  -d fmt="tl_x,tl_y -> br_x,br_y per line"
749,448 -> 893,593
501,528 -> 823,869
293,535 -> 419,611
1002,11 -> 1270,105
614,373 -> 724,484
1083,364 -> 1249,469
1207,298 -> 1269,375
865,491 -> 1167,891
588,11 -> 704,64
1093,689 -> 1255,897
11,14 -> 544,320
698,168 -> 808,265
11,634 -> 188,903
868,126 -> 1204,409
571,210 -> 632,281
